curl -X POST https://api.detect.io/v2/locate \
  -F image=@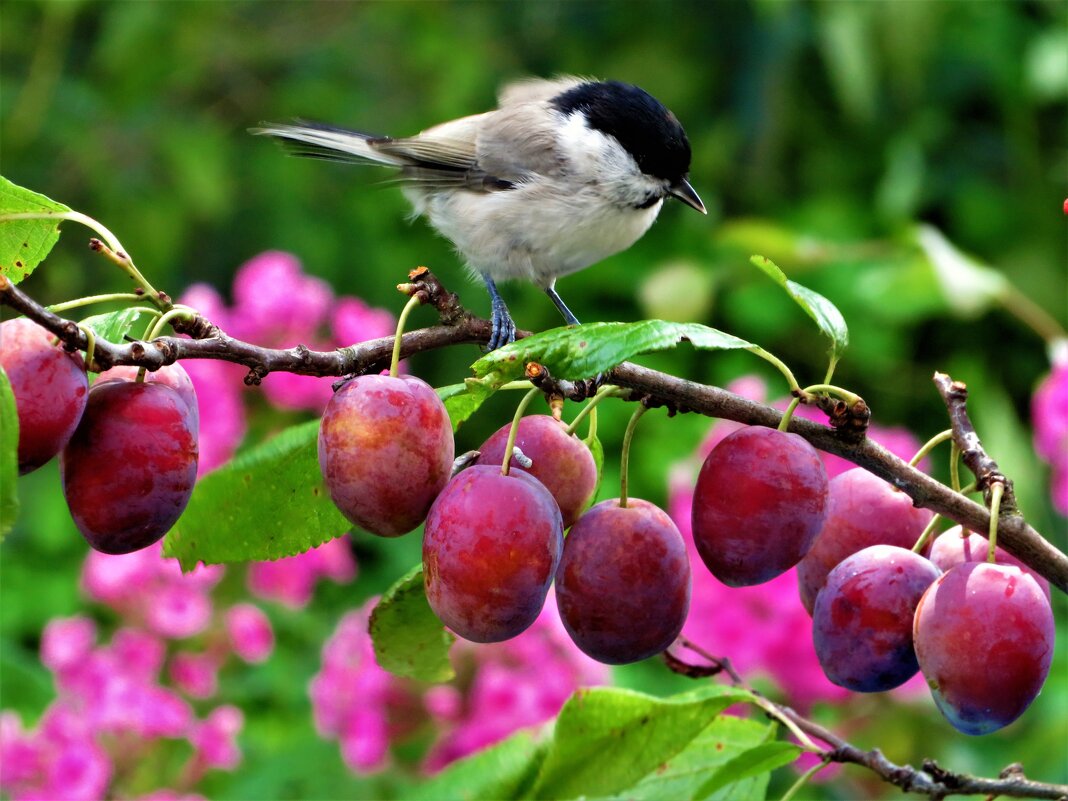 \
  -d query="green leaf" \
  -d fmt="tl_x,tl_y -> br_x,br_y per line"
369,564 -> 455,683
586,716 -> 782,801
410,729 -> 546,801
695,739 -> 801,799
528,684 -> 756,800
438,378 -> 496,432
0,367 -> 19,538
914,224 -> 1008,318
163,420 -> 349,569
0,176 -> 70,284
472,321 -> 758,386
80,307 -> 156,349
749,255 -> 849,363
